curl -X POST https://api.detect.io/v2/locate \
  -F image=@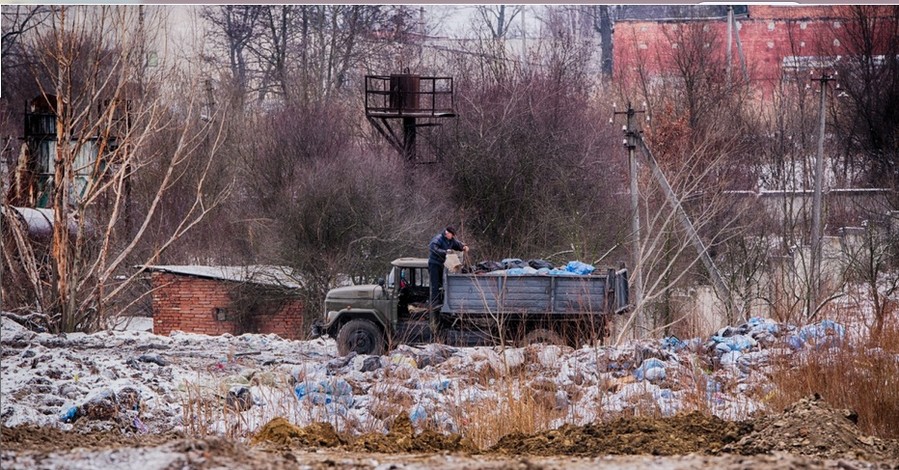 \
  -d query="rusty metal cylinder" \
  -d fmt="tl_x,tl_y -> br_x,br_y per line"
389,74 -> 420,111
